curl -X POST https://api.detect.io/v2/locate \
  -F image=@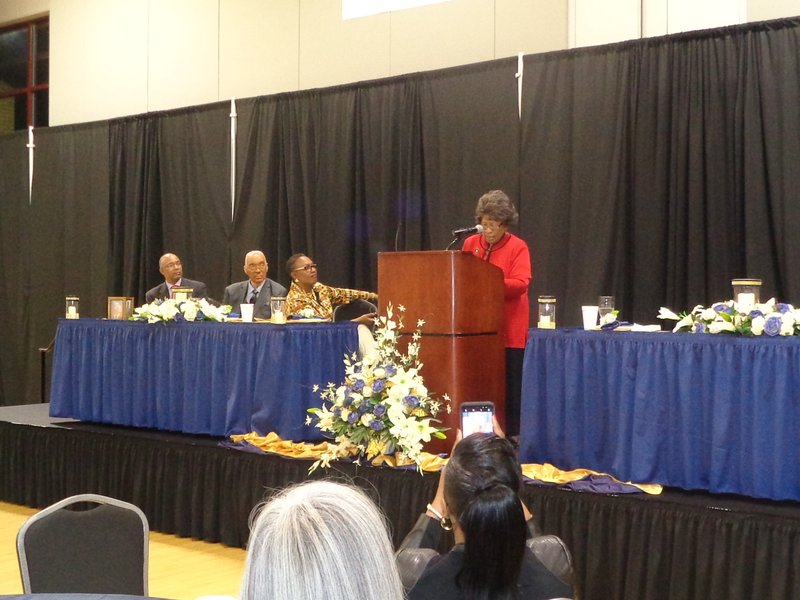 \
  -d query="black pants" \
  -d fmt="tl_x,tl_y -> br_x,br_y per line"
505,347 -> 524,437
